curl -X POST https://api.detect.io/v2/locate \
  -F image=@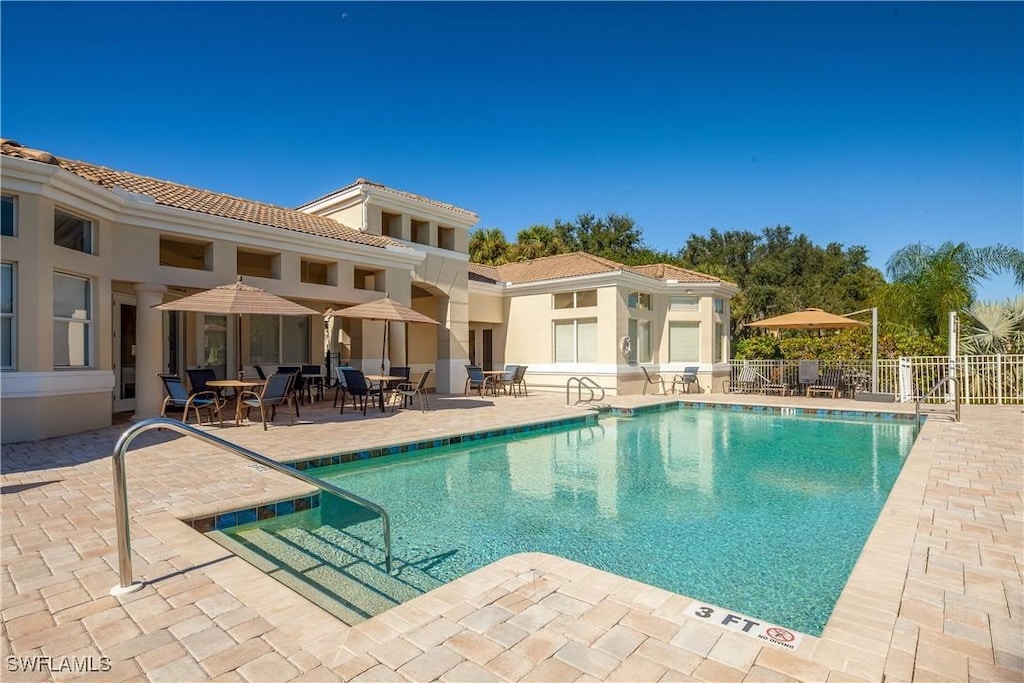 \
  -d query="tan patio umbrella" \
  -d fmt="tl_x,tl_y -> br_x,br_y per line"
747,308 -> 868,331
154,277 -> 319,379
325,295 -> 440,373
